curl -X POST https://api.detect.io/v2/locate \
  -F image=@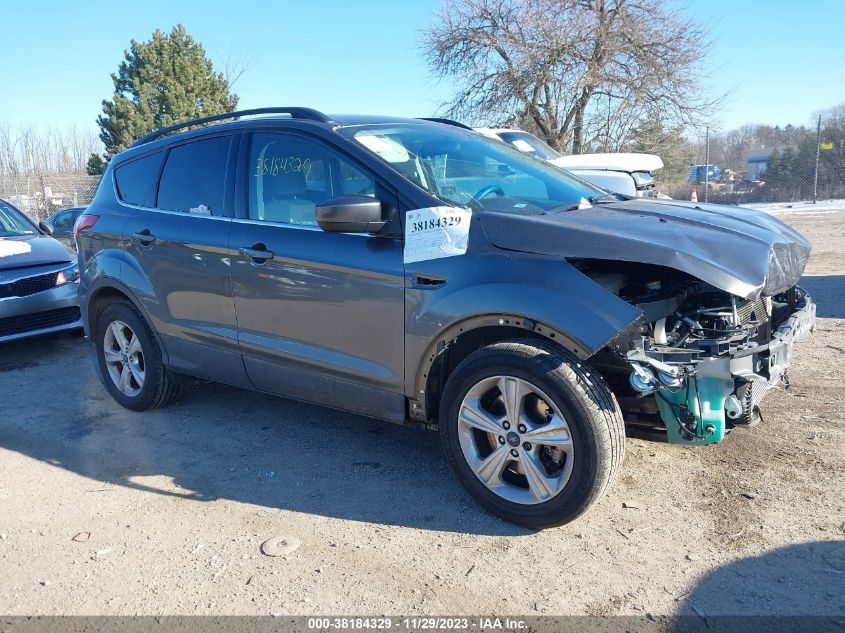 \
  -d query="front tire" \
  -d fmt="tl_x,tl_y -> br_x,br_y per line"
94,301 -> 178,411
439,340 -> 624,528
